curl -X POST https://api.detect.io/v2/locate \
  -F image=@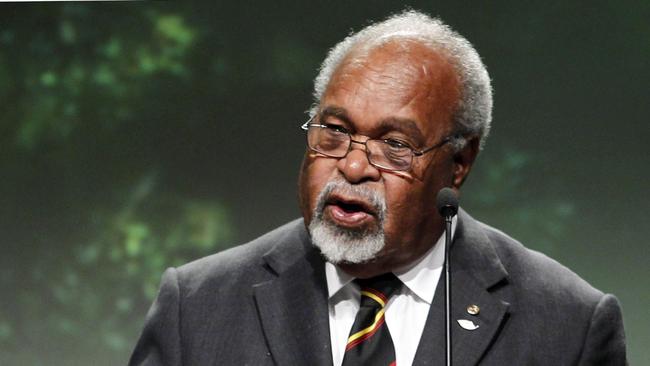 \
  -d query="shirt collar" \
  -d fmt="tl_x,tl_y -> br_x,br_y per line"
325,261 -> 355,299
325,216 -> 457,304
